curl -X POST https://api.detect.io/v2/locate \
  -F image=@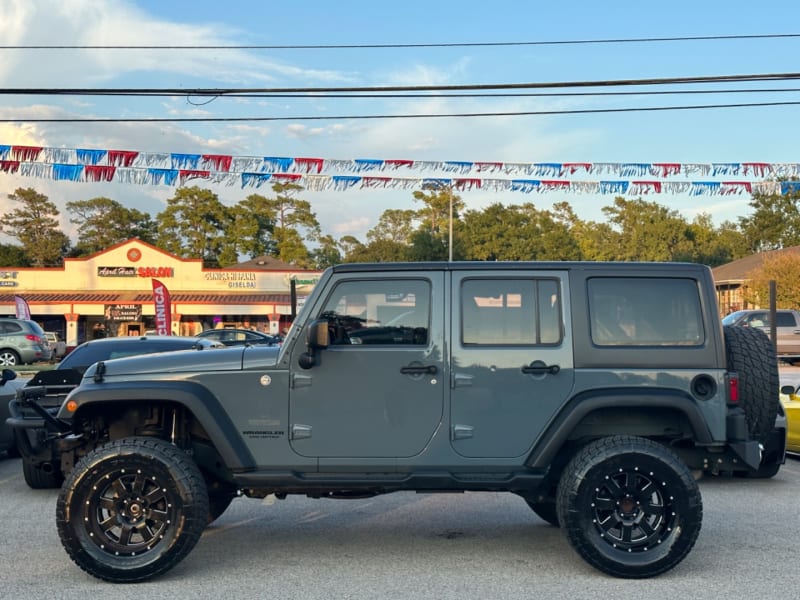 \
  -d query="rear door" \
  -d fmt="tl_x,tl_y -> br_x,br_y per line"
450,271 -> 574,458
